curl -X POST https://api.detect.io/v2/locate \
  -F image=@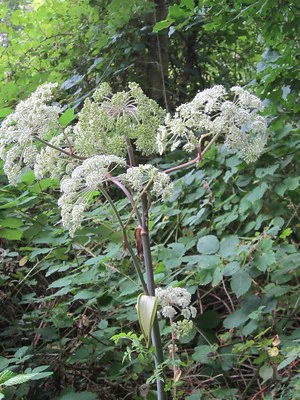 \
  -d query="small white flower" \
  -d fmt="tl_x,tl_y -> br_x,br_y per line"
122,164 -> 173,201
162,306 -> 177,319
58,155 -> 125,236
156,286 -> 195,320
158,85 -> 268,163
